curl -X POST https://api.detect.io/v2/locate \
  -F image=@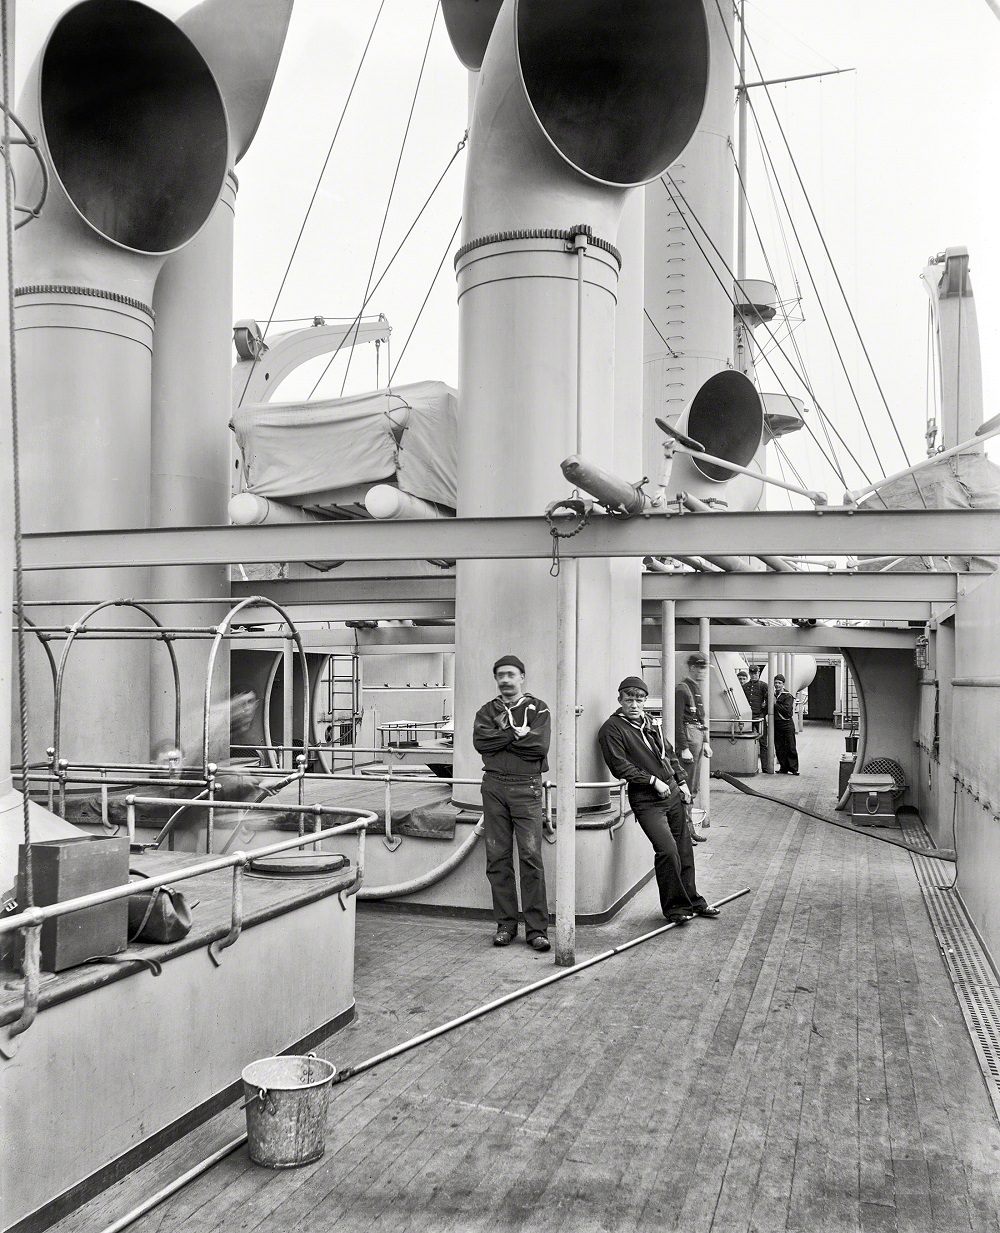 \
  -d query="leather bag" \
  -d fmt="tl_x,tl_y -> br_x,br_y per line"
128,871 -> 194,943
